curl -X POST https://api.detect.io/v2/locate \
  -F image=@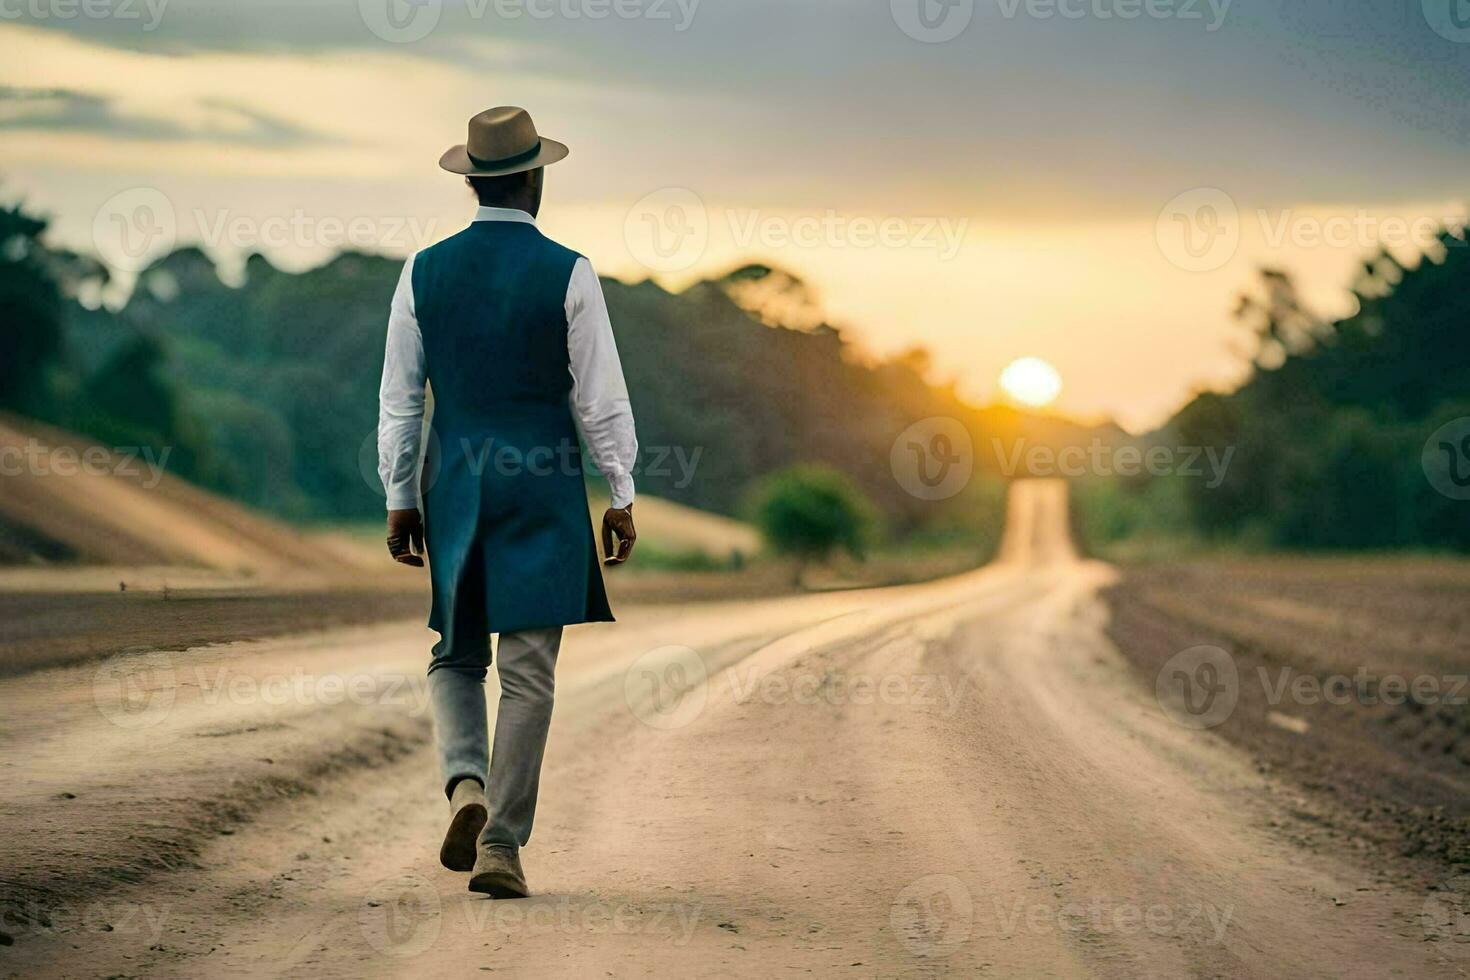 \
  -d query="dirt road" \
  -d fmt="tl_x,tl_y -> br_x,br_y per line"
2,481 -> 1463,977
